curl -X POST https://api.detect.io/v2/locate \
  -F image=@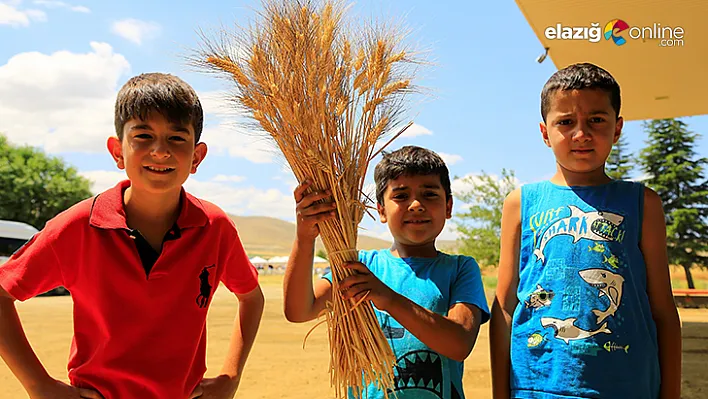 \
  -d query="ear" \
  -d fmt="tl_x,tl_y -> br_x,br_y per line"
613,117 -> 624,144
377,202 -> 387,224
445,195 -> 453,219
191,142 -> 208,174
107,136 -> 125,170
540,122 -> 551,148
